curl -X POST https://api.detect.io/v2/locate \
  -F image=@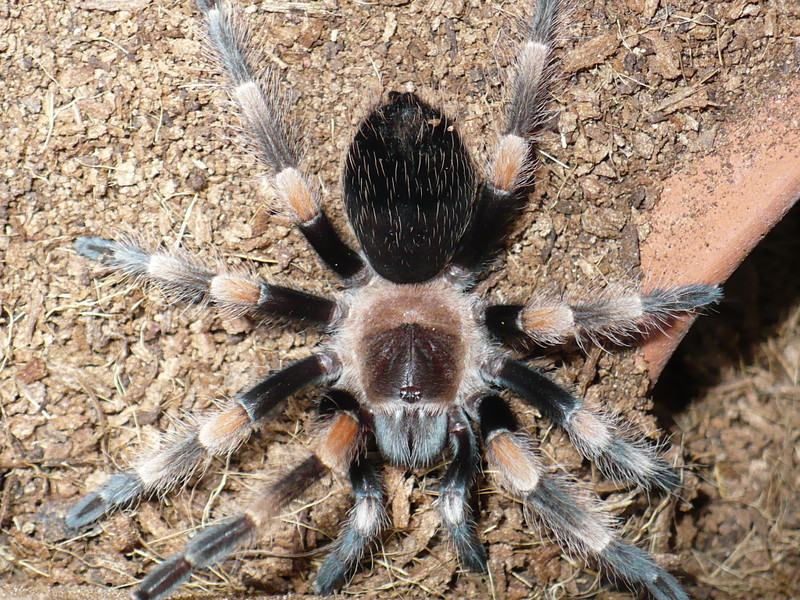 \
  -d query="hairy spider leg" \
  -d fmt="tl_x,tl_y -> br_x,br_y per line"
437,408 -> 487,573
75,237 -> 337,324
478,396 -> 690,600
485,284 -> 722,347
452,0 -> 563,272
317,408 -> 489,592
314,390 -> 387,594
132,459 -> 320,600
316,456 -> 386,594
66,354 -> 338,529
196,0 -> 364,279
483,358 -> 681,493
131,406 -> 362,600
